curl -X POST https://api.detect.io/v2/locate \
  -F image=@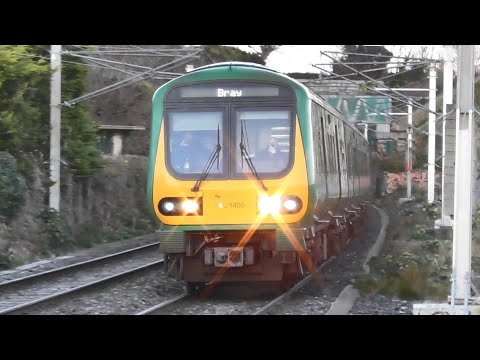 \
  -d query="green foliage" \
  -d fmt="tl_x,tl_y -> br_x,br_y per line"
287,72 -> 319,79
379,153 -> 405,173
0,152 -> 26,223
61,105 -> 104,177
355,273 -> 378,294
0,45 -> 103,179
0,253 -> 24,270
75,222 -> 151,248
363,239 -> 452,300
75,222 -> 104,248
369,252 -> 423,279
395,265 -> 431,300
0,253 -> 13,270
473,256 -> 480,269
136,81 -> 154,100
422,202 -> 440,220
60,48 -> 104,177
473,207 -> 480,244
332,45 -> 393,80
362,255 -> 443,300
411,225 -> 434,240
385,62 -> 427,88
475,81 -> 480,108
0,46 -> 49,160
412,131 -> 428,169
39,208 -> 73,252
202,45 -> 265,64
